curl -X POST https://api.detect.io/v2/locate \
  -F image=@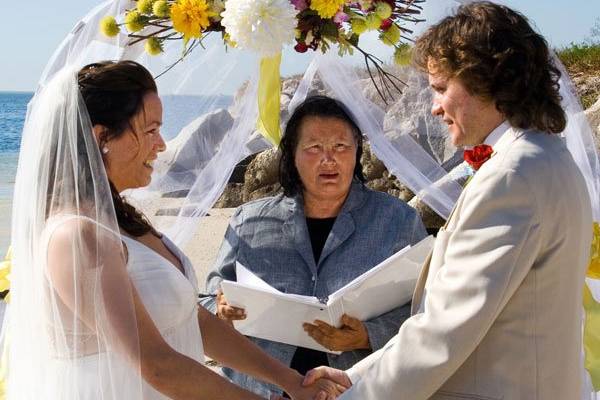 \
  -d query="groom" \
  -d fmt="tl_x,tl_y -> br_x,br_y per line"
303,2 -> 593,399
